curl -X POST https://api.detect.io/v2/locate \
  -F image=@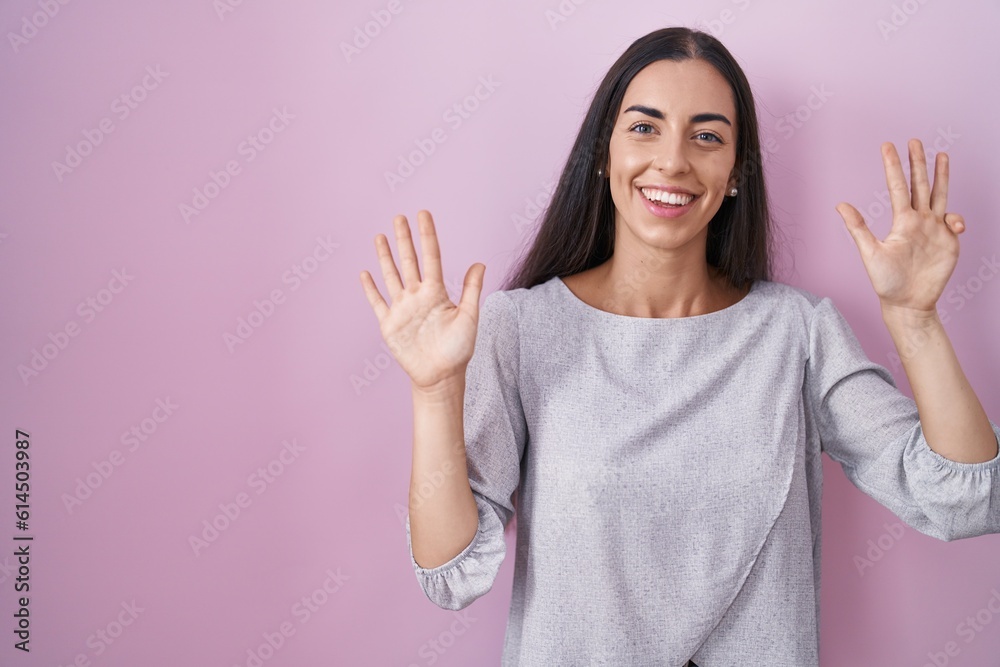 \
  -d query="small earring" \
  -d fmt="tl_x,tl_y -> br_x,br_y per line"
597,167 -> 605,178
728,187 -> 738,196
